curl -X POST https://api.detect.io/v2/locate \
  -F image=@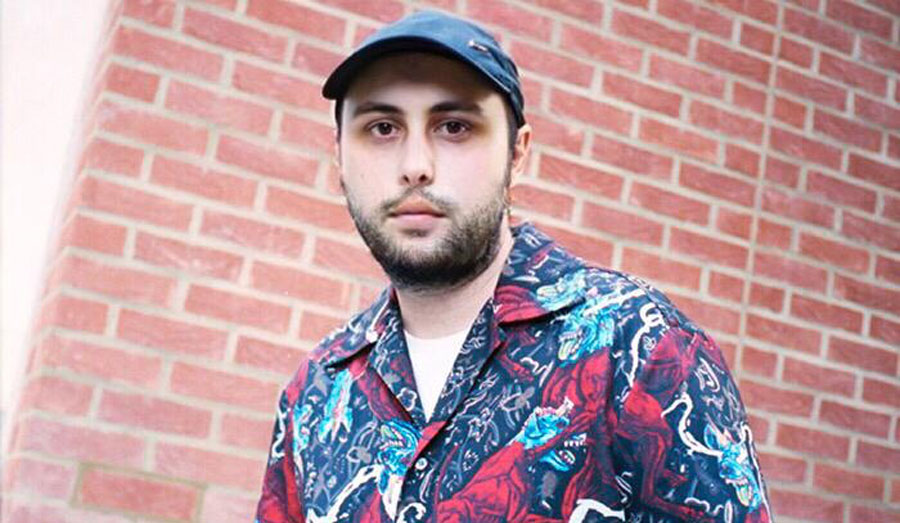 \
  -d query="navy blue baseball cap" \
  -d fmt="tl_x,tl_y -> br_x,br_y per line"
322,10 -> 526,128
